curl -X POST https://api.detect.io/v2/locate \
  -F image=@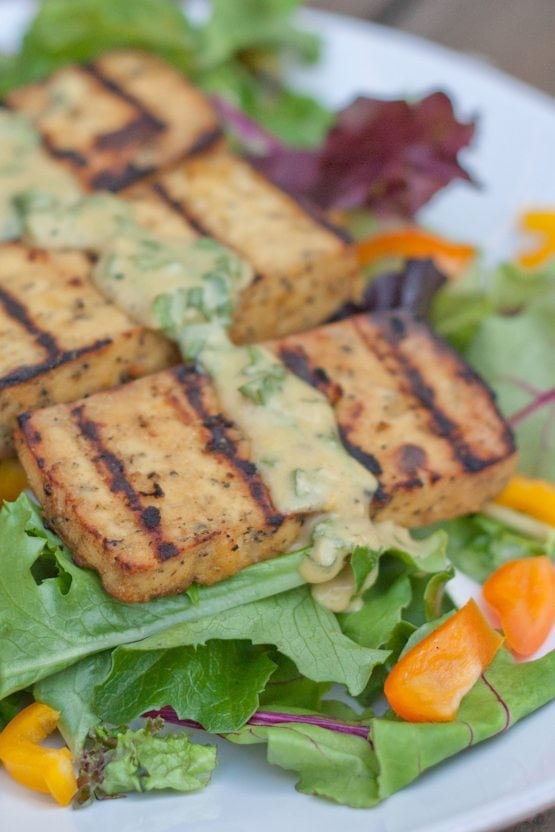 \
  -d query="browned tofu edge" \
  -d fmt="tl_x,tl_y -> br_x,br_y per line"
269,310 -> 518,526
13,367 -> 301,602
0,328 -> 178,460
